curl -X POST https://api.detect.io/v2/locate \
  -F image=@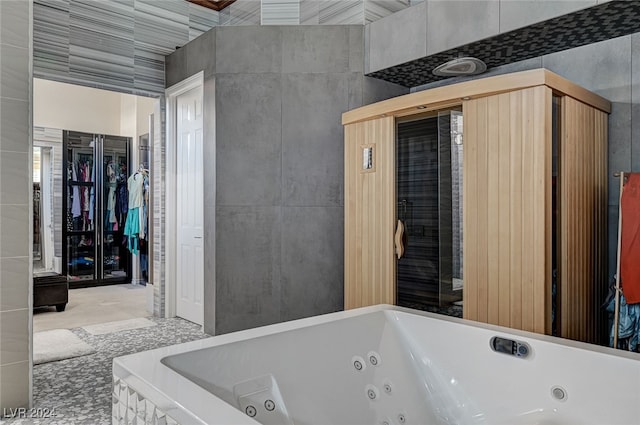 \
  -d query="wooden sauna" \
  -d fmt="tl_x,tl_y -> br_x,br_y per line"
343,69 -> 610,343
